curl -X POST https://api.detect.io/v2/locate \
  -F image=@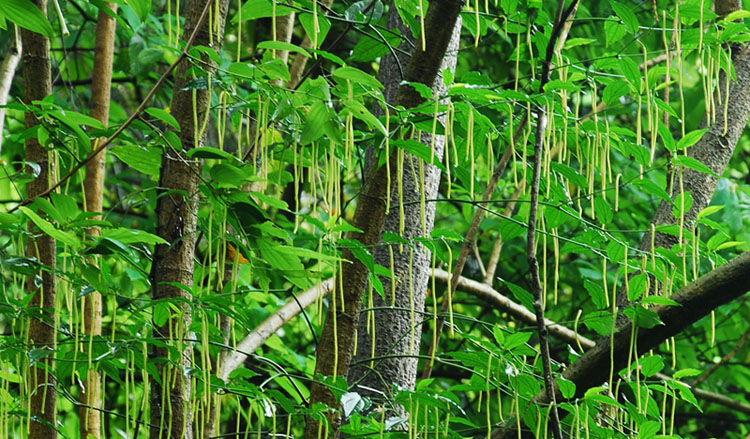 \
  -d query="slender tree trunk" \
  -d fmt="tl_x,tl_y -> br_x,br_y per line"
80,4 -> 117,438
304,1 -> 464,438
21,1 -> 55,438
347,7 -> 460,412
149,1 -> 229,438
0,25 -> 21,156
